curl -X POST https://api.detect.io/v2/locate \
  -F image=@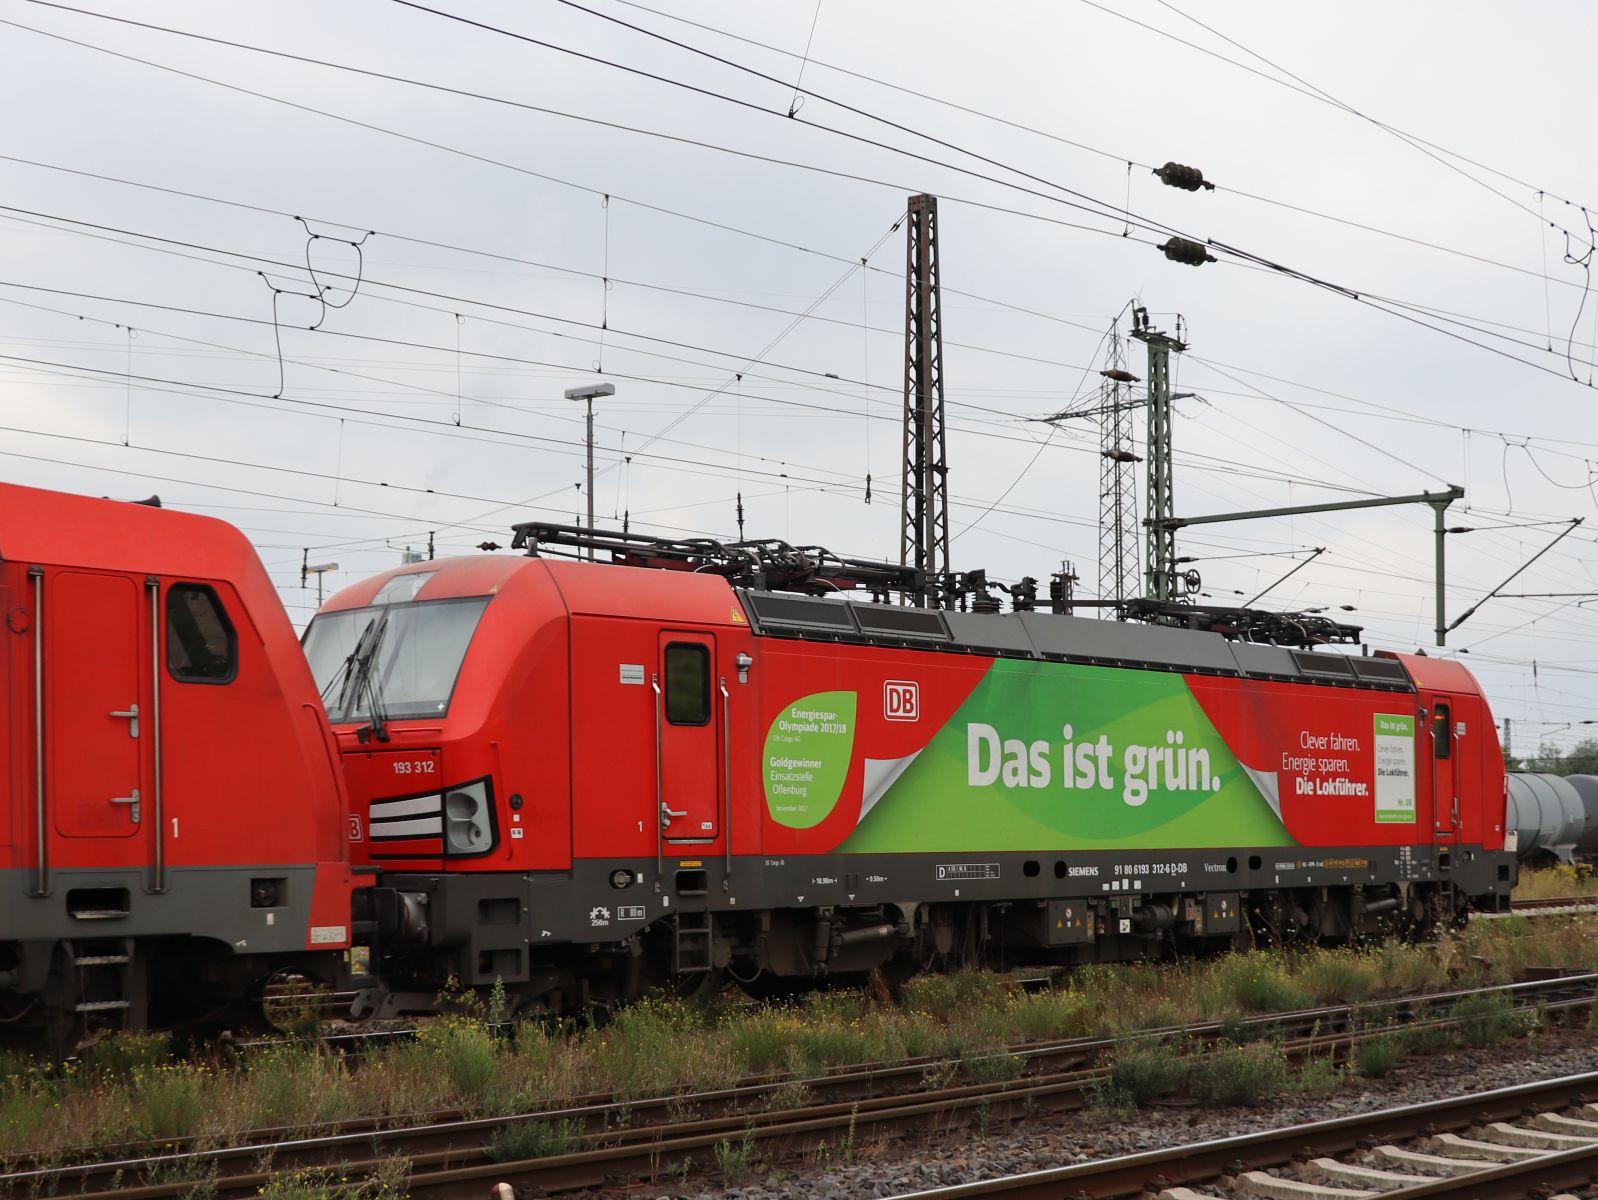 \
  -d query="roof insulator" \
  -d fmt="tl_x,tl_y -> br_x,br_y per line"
1100,368 -> 1140,383
1159,237 -> 1216,267
1155,162 -> 1214,192
1101,448 -> 1142,463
